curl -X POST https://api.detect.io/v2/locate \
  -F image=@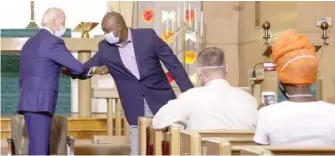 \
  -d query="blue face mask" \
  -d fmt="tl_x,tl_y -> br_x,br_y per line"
104,29 -> 120,44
